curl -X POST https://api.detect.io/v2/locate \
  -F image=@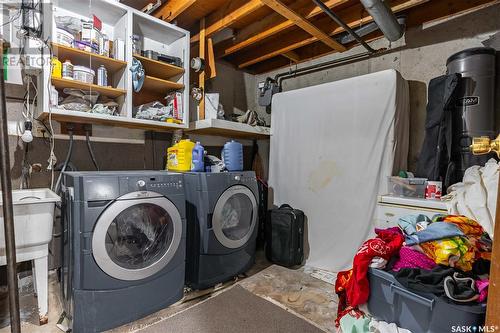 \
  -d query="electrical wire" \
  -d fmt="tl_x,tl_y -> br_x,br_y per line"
8,0 -> 56,188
